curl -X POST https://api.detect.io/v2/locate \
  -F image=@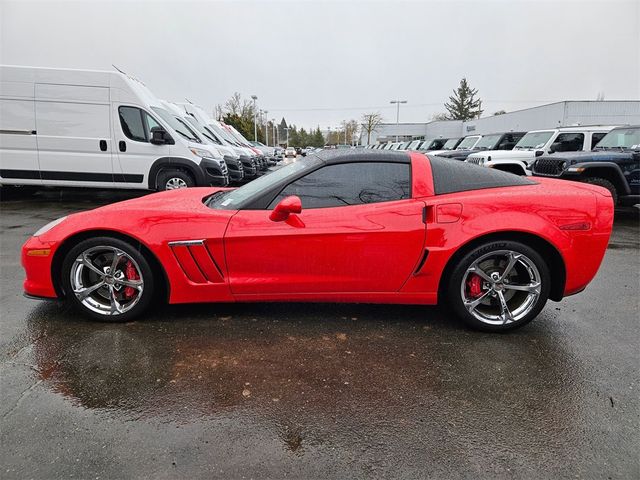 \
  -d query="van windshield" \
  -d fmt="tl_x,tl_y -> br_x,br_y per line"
184,116 -> 220,145
209,122 -> 241,146
151,107 -> 200,143
514,131 -> 553,150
